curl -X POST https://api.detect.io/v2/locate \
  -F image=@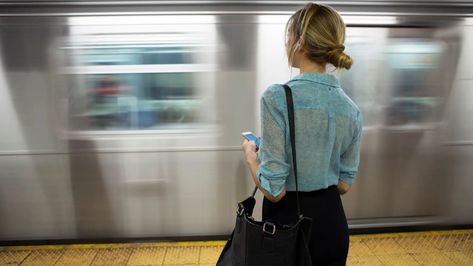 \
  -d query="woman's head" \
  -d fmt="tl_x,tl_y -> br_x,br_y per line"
286,3 -> 353,70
